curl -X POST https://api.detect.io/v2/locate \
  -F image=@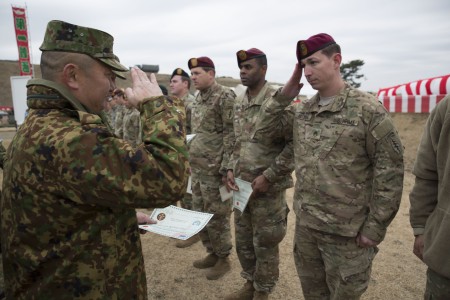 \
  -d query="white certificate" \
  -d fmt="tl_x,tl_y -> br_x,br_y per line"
186,134 -> 196,143
233,178 -> 252,213
186,176 -> 192,194
138,205 -> 213,240
219,185 -> 233,202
